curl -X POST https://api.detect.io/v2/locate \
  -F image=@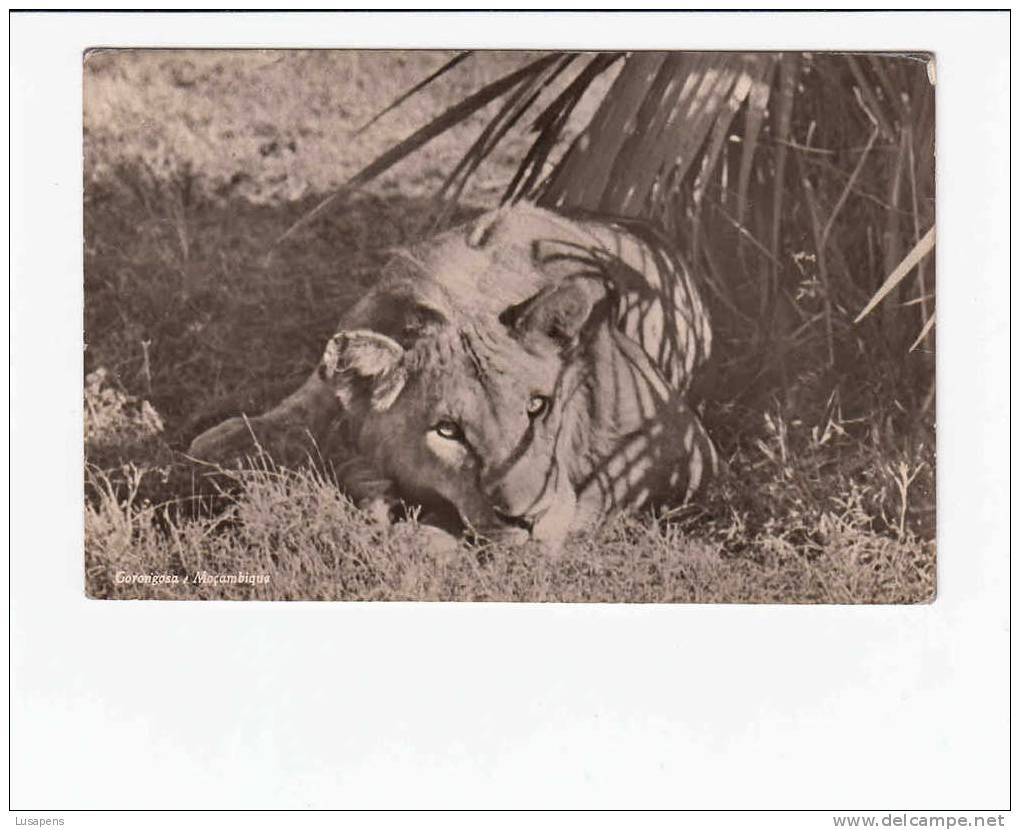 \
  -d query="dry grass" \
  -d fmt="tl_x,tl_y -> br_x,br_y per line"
83,50 -> 935,603
85,457 -> 933,604
84,366 -> 934,604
